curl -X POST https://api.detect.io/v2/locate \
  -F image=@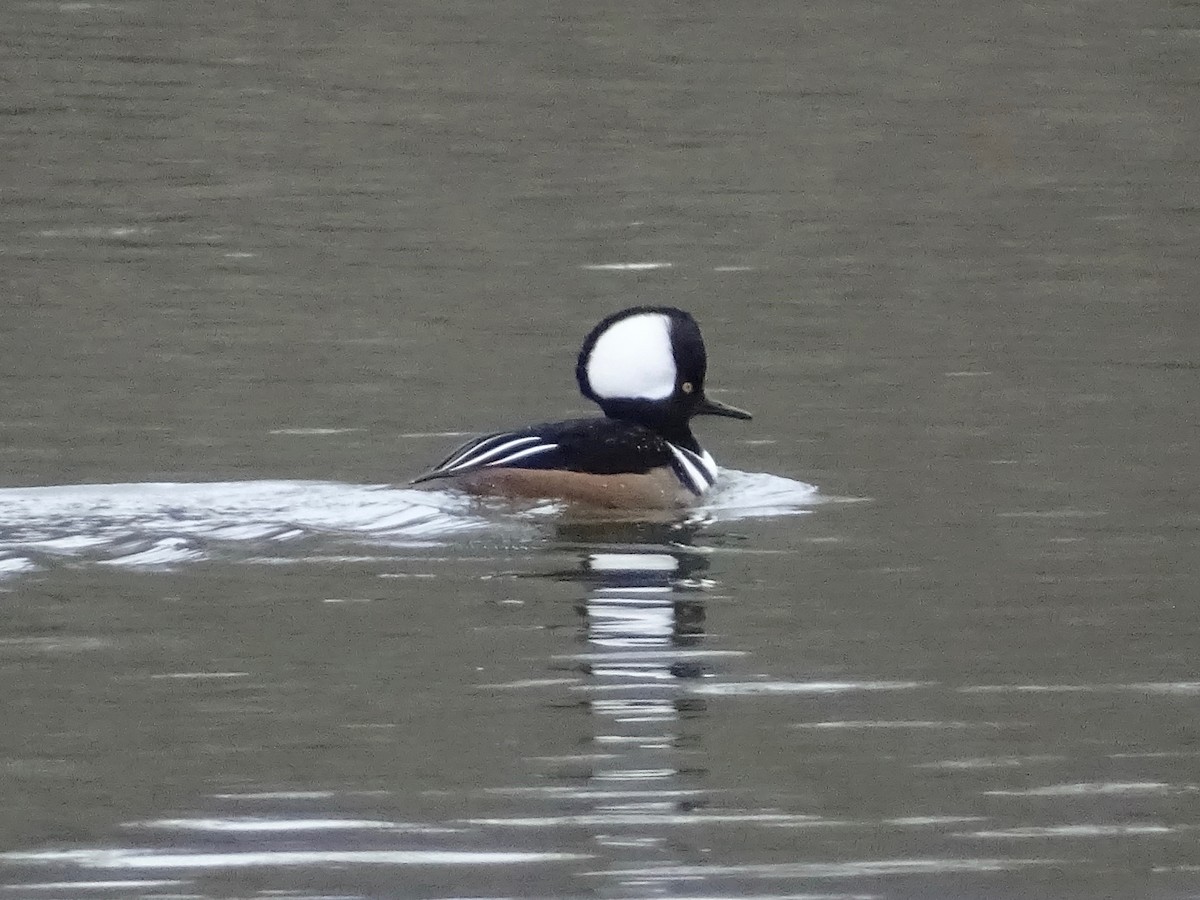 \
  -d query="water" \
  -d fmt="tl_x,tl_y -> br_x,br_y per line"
3,0 -> 1199,897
